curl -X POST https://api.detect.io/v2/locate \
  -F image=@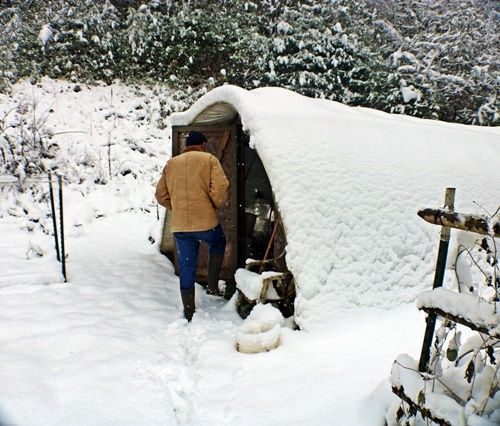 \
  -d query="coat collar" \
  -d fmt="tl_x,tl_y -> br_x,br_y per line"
183,145 -> 205,154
